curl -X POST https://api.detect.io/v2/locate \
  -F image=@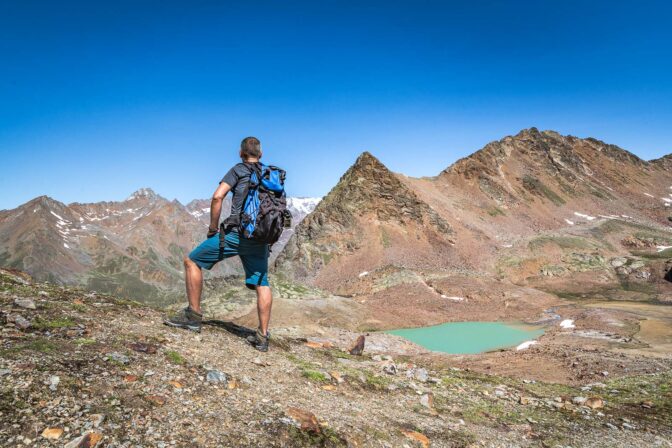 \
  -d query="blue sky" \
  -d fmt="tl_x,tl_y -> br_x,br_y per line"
1,0 -> 671,210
